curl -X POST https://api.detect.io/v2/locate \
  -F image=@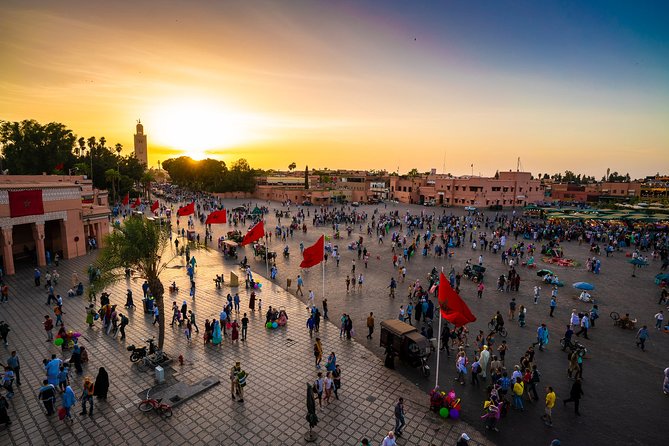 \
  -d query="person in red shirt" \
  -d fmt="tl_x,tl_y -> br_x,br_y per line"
43,315 -> 54,342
